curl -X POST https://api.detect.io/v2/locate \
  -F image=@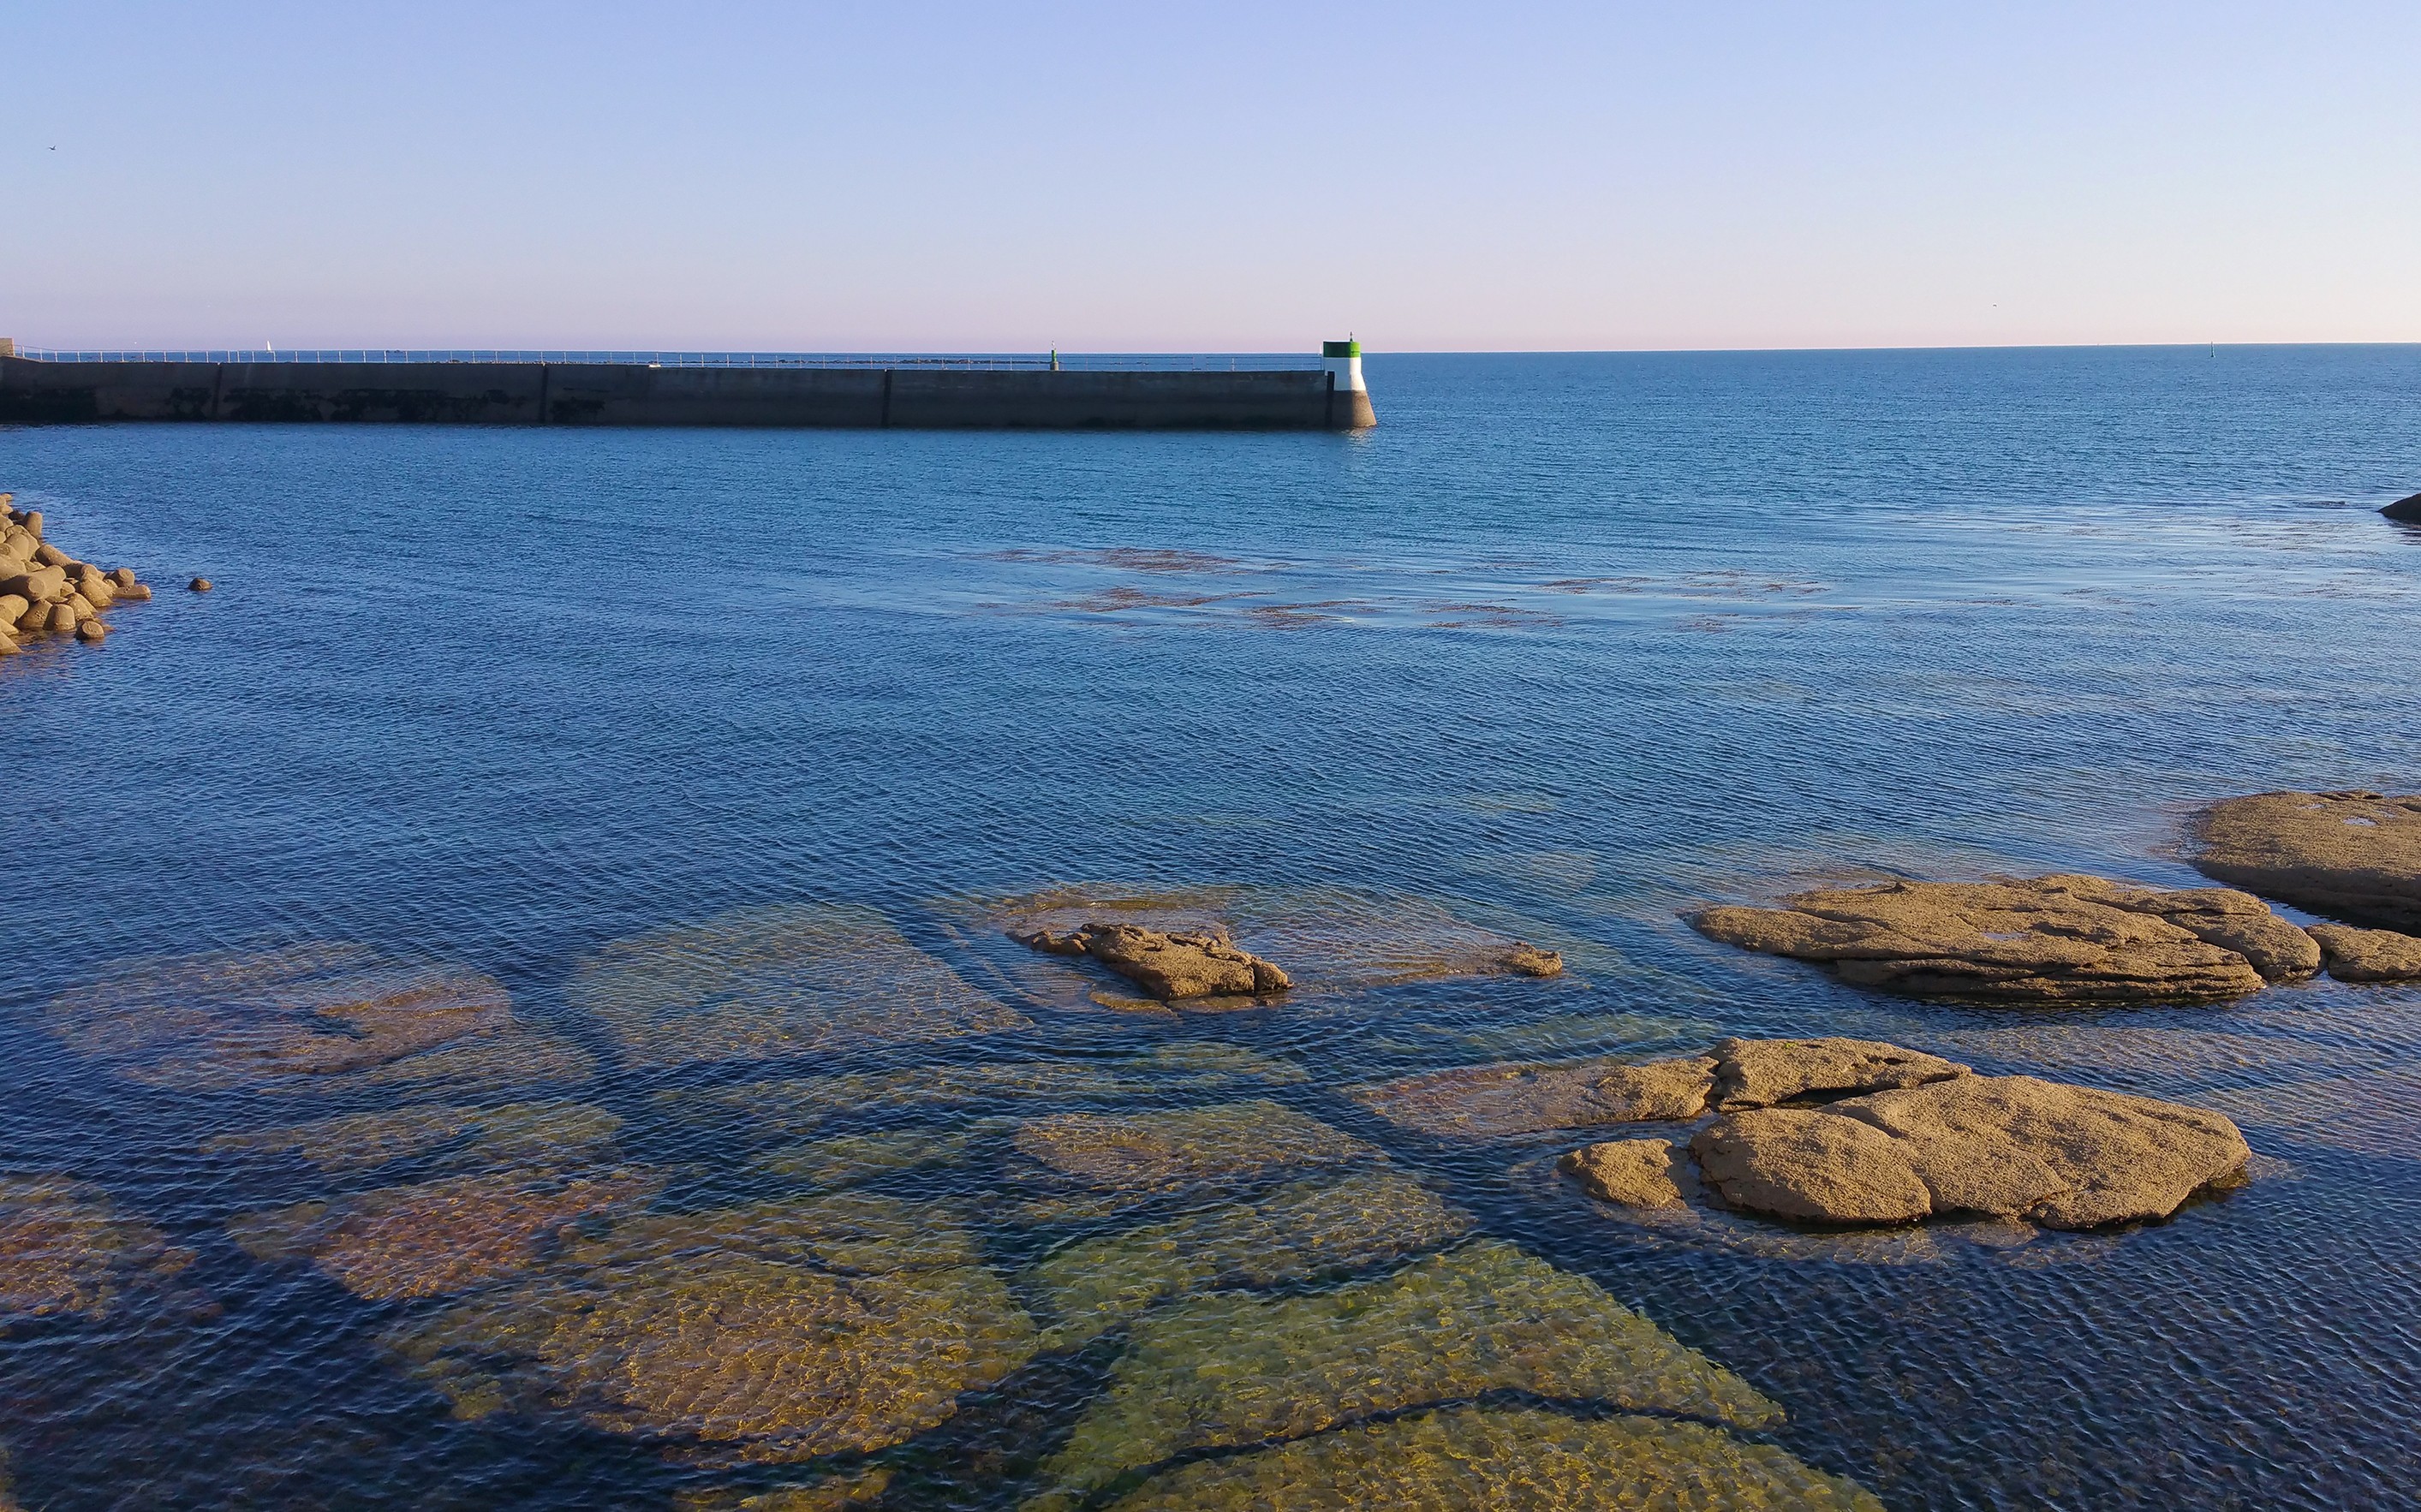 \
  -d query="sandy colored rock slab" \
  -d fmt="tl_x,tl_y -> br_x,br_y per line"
2306,922 -> 2421,982
47,943 -> 589,1092
391,1196 -> 1031,1463
1090,1404 -> 1881,1512
1030,1241 -> 1780,1507
2193,789 -> 2421,932
1691,1074 -> 2250,1229
1014,1098 -> 1375,1194
1559,1138 -> 1690,1208
1031,1170 -> 1475,1344
1353,1055 -> 1716,1139
230,1168 -> 664,1300
1836,1074 -> 2251,1229
1691,1109 -> 1934,1224
1015,920 -> 1291,1000
672,1042 -> 1307,1142
1711,1036 -> 1969,1110
568,903 -> 1028,1067
1692,873 -> 2313,1003
203,1100 -> 620,1174
0,1176 -> 194,1322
